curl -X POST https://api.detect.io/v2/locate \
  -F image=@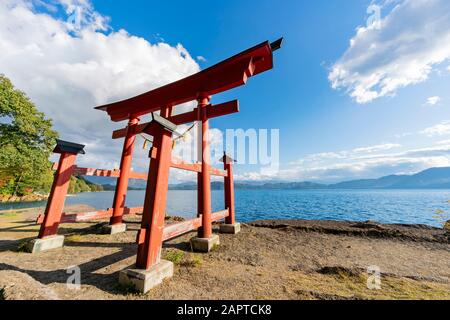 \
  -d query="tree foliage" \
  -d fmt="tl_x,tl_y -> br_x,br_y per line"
0,75 -> 58,196
68,176 -> 103,194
